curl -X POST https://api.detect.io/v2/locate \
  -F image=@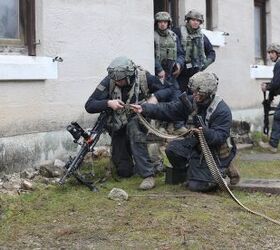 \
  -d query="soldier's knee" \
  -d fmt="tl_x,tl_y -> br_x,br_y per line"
165,141 -> 177,156
188,180 -> 218,192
